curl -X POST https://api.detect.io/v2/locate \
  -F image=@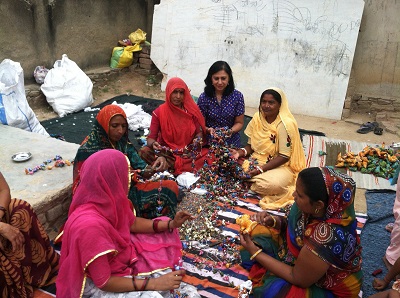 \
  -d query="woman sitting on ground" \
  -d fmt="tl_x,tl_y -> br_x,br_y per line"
0,171 -> 59,297
57,149 -> 196,298
239,167 -> 363,297
197,61 -> 245,148
140,77 -> 212,175
73,104 -> 178,219
230,88 -> 305,210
